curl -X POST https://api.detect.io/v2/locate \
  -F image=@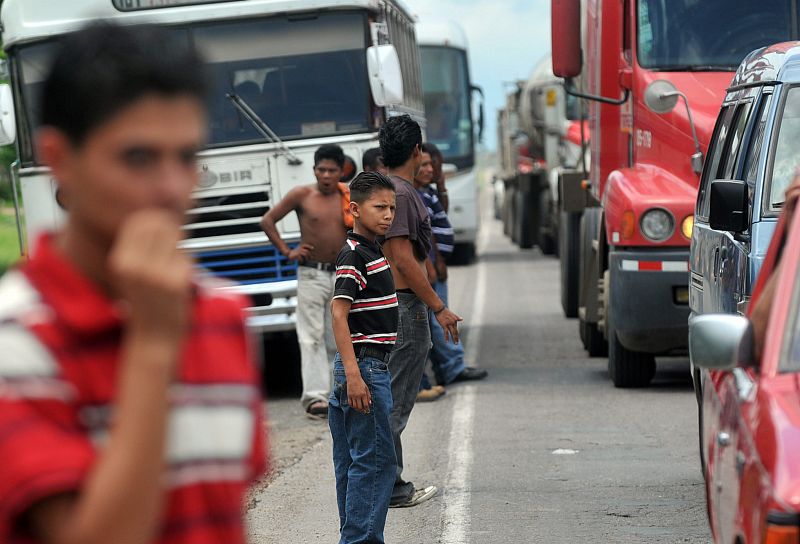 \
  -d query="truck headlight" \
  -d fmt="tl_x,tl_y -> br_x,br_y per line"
640,208 -> 675,242
681,215 -> 694,239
